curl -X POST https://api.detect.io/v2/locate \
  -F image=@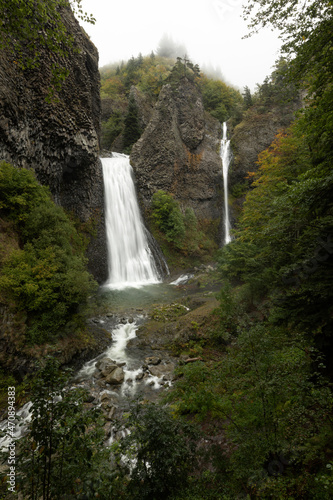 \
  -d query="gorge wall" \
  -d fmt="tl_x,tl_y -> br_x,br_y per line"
0,5 -> 107,283
130,79 -> 223,238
